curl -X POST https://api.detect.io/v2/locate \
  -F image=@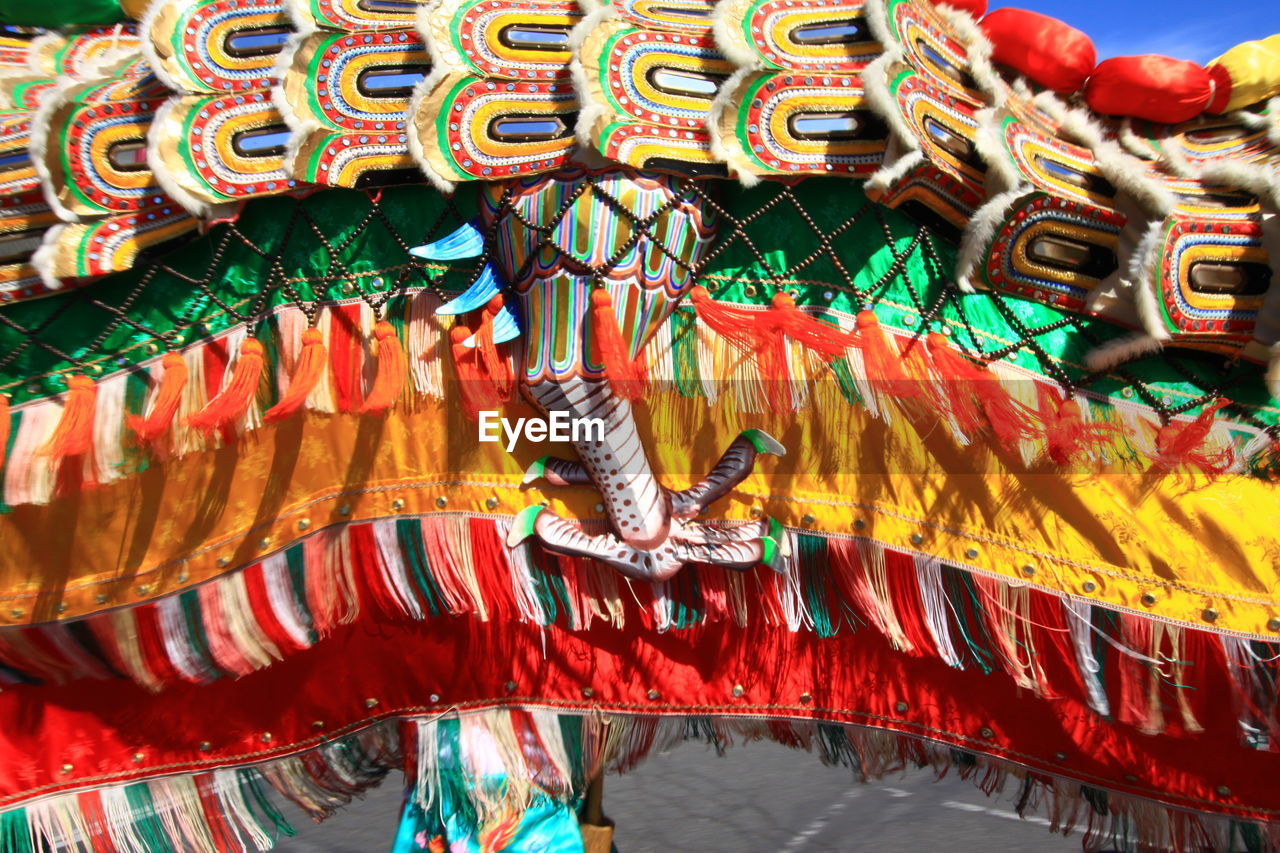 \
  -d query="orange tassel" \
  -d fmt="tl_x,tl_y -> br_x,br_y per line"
1152,397 -> 1233,475
690,286 -> 856,410
361,320 -> 407,414
265,328 -> 327,424
475,296 -> 514,402
41,374 -> 97,460
926,332 -> 1038,449
450,325 -> 501,421
1036,386 -> 1119,468
186,338 -> 265,433
854,310 -> 924,399
127,352 -> 188,442
590,289 -> 647,400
